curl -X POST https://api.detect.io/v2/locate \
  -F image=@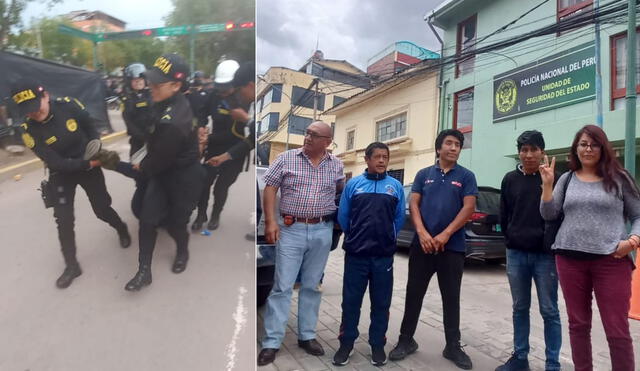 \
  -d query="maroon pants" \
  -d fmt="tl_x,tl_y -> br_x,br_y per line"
556,254 -> 635,371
